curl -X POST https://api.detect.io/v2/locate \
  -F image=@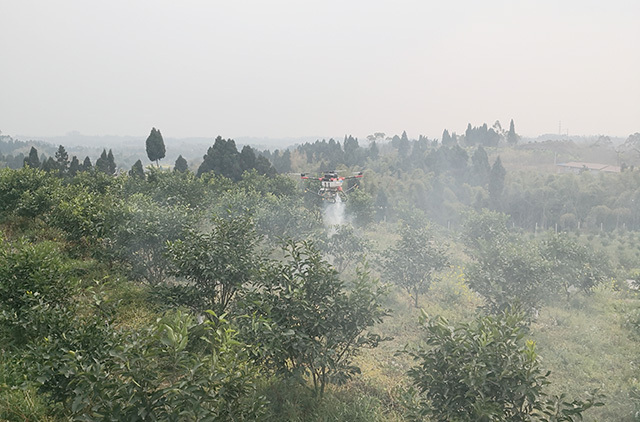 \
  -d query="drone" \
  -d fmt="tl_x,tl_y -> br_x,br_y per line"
300,171 -> 363,203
